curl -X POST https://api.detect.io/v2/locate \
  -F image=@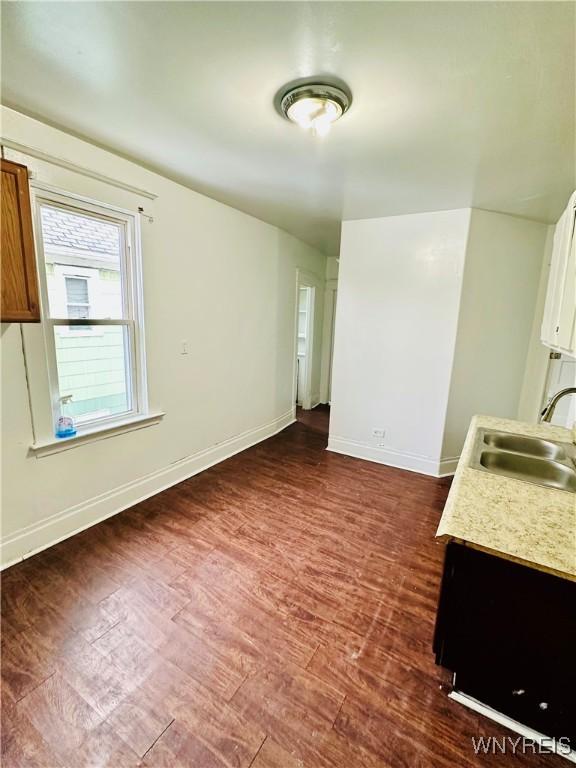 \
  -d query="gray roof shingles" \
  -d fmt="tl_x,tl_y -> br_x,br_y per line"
41,206 -> 120,256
